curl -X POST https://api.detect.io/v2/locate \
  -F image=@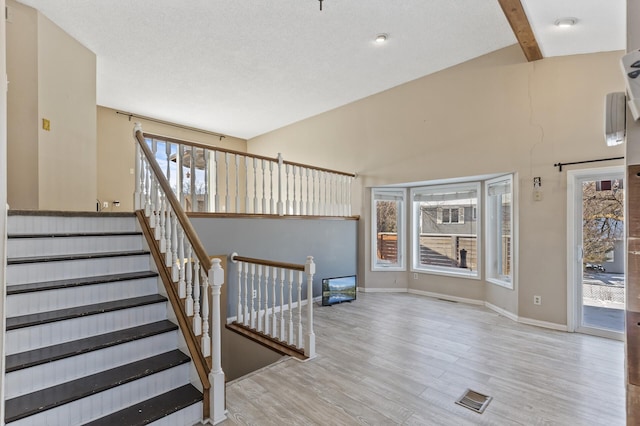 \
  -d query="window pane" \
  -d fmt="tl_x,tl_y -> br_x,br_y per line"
486,176 -> 513,287
376,200 -> 399,264
373,189 -> 405,270
413,184 -> 479,275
